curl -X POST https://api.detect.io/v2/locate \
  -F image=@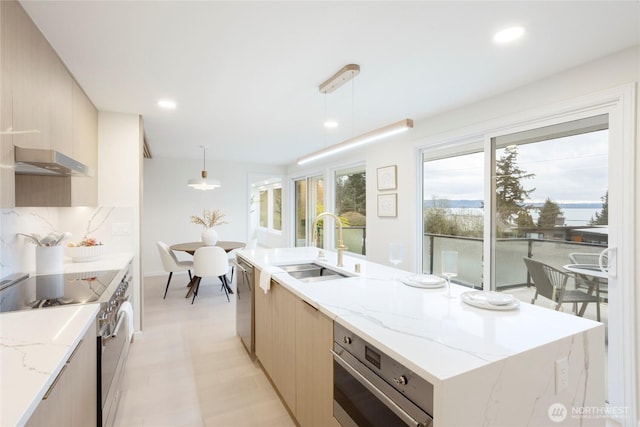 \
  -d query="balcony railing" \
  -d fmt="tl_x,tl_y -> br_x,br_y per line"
423,233 -> 606,290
